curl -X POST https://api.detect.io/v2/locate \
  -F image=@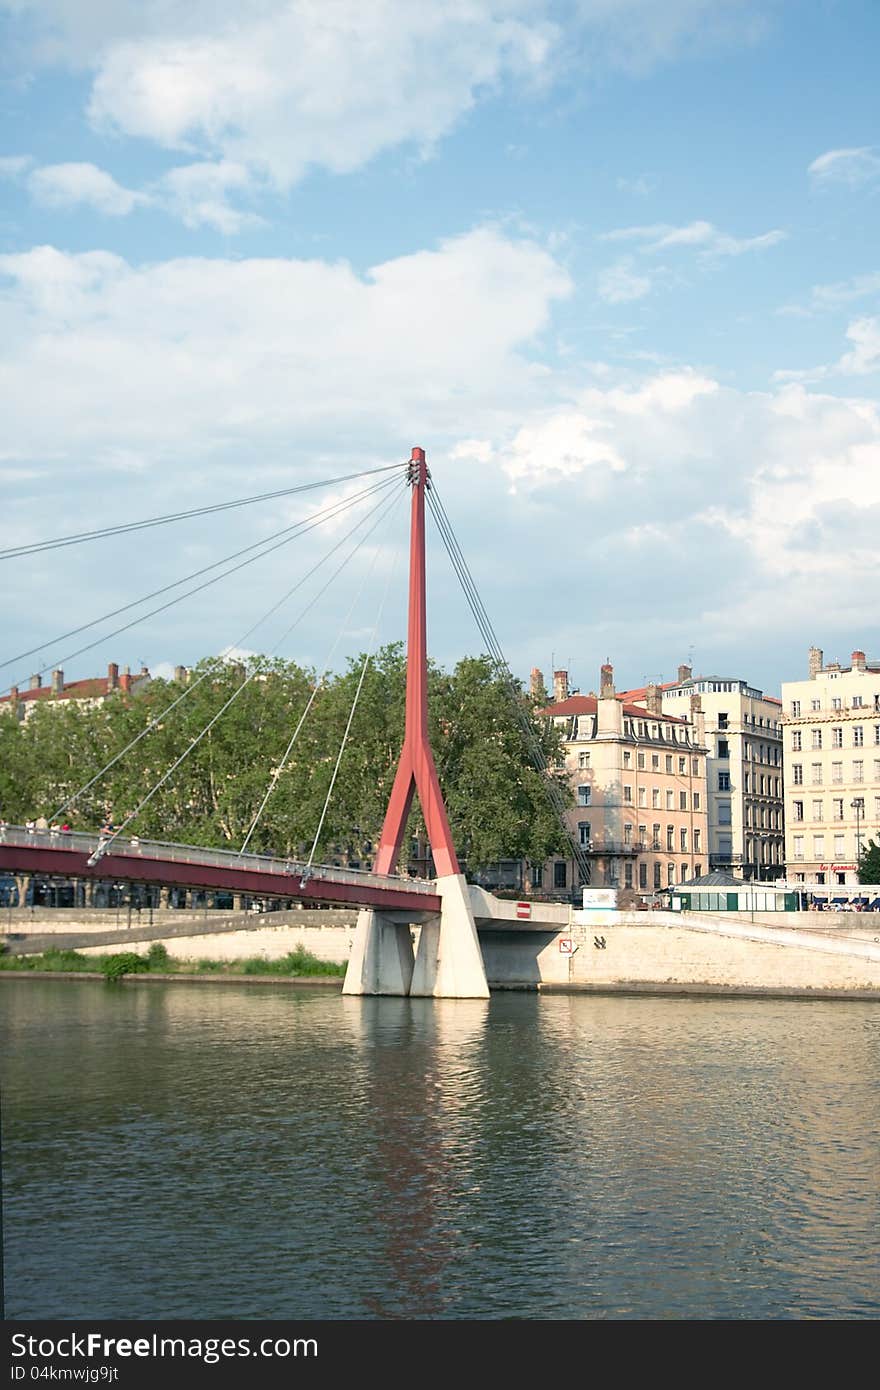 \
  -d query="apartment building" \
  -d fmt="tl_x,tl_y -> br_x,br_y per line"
621,665 -> 785,881
538,663 -> 709,896
0,662 -> 151,722
782,646 -> 880,886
